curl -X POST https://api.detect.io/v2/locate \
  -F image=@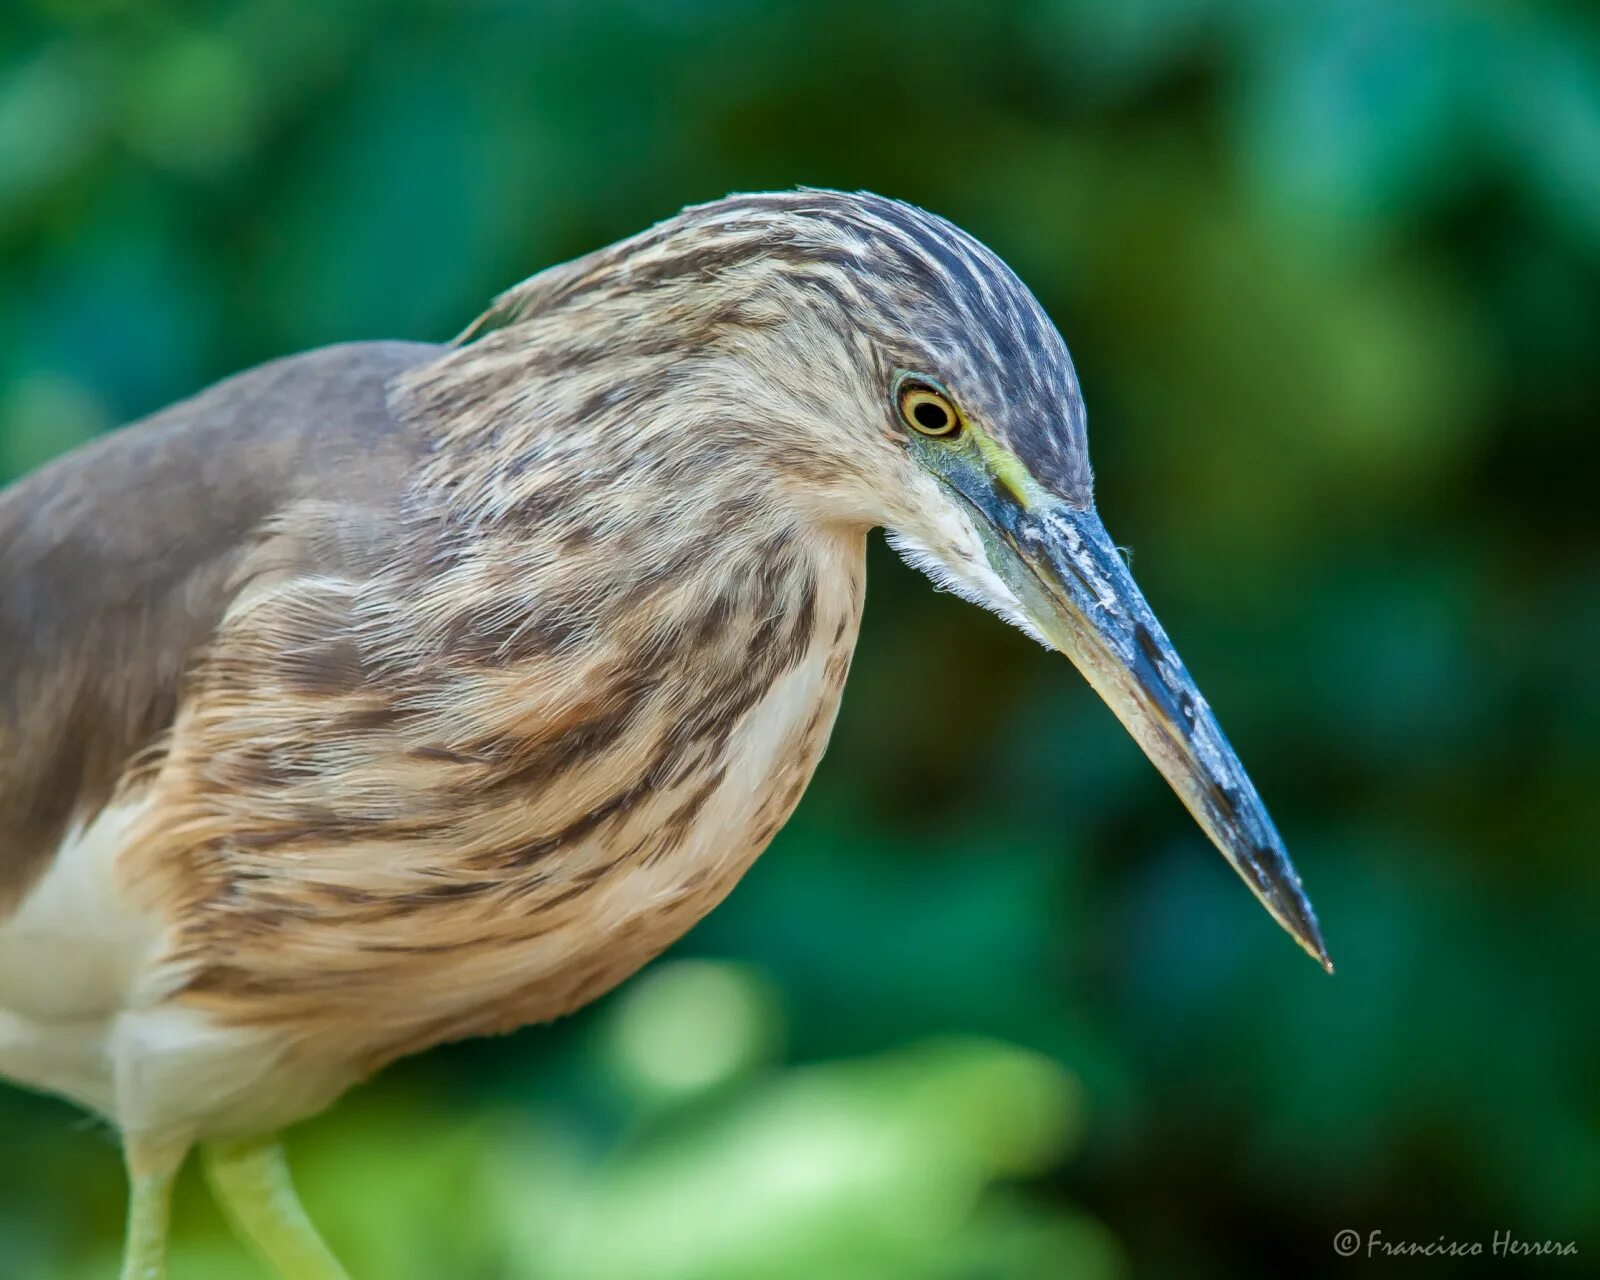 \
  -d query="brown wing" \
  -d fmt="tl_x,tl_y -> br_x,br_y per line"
0,340 -> 445,914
